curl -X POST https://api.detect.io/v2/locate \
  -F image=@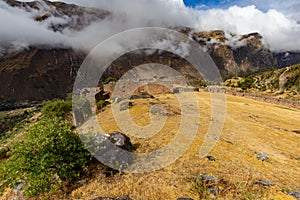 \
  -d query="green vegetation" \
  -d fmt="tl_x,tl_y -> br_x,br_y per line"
96,100 -> 110,111
0,113 -> 7,119
237,76 -> 255,90
103,77 -> 117,85
0,117 -> 92,197
185,75 -> 207,88
0,110 -> 31,138
0,99 -> 94,197
226,63 -> 300,96
41,99 -> 72,118
192,177 -> 218,199
284,74 -> 299,90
